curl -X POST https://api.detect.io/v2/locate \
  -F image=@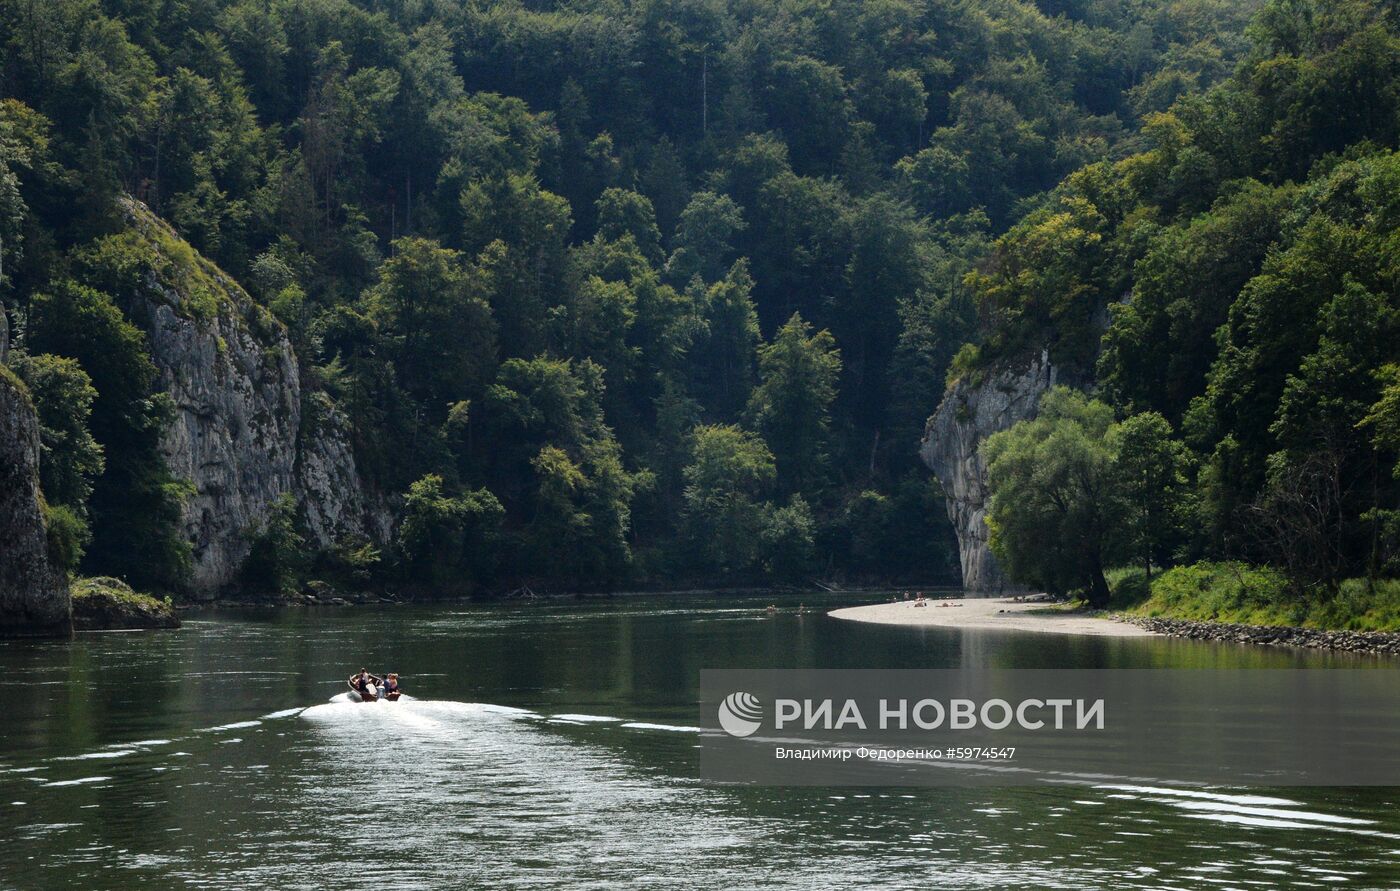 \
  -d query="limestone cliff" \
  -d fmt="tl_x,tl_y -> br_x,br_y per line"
0,367 -> 72,636
920,350 -> 1057,593
114,198 -> 387,596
